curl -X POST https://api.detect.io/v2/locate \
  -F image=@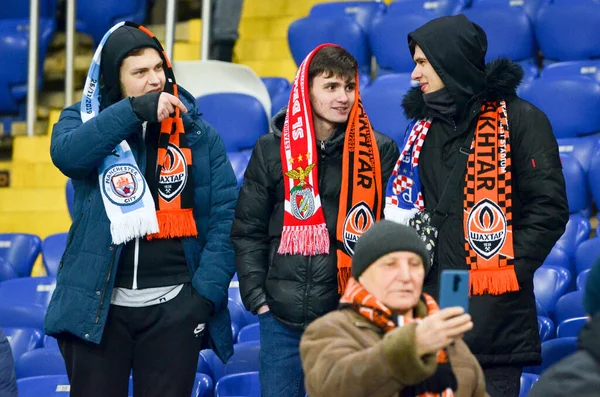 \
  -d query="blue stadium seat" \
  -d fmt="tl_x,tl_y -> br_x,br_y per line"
270,86 -> 291,117
370,13 -> 435,74
462,6 -> 535,62
537,316 -> 555,342
387,0 -> 466,16
0,0 -> 57,19
17,375 -> 71,397
228,285 -> 242,306
66,179 -> 74,220
561,154 -> 589,214
536,299 -> 548,317
0,276 -> 56,307
3,327 -> 43,363
576,269 -> 590,291
574,237 -> 600,275
0,304 -> 46,330
535,2 -> 600,62
228,298 -> 258,332
260,77 -> 290,101
590,154 -> 600,209
471,0 -> 551,22
557,317 -> 587,338
41,233 -> 68,277
0,257 -> 18,282
228,151 -> 252,188
0,233 -> 42,277
76,0 -> 146,45
361,73 -> 414,144
43,335 -> 59,350
196,93 -> 268,152
533,265 -> 572,317
288,17 -> 371,75
557,136 -> 600,180
309,1 -> 387,33
237,323 -> 260,344
0,19 -> 55,115
541,246 -> 571,273
520,77 -> 600,139
555,214 -> 591,259
543,60 -> 600,82
15,348 -> 66,378
215,371 -> 261,397
199,341 -> 260,381
519,373 -> 539,397
525,337 -> 578,374
554,290 -> 585,325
